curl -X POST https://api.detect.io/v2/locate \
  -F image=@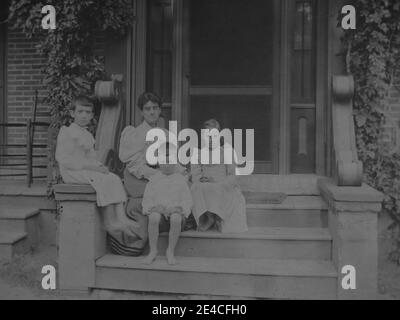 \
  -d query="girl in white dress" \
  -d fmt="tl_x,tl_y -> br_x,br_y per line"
55,95 -> 137,237
190,119 -> 248,233
141,142 -> 193,265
